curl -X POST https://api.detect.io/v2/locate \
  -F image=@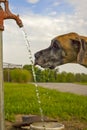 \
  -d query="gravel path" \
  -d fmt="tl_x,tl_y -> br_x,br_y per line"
37,83 -> 87,96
